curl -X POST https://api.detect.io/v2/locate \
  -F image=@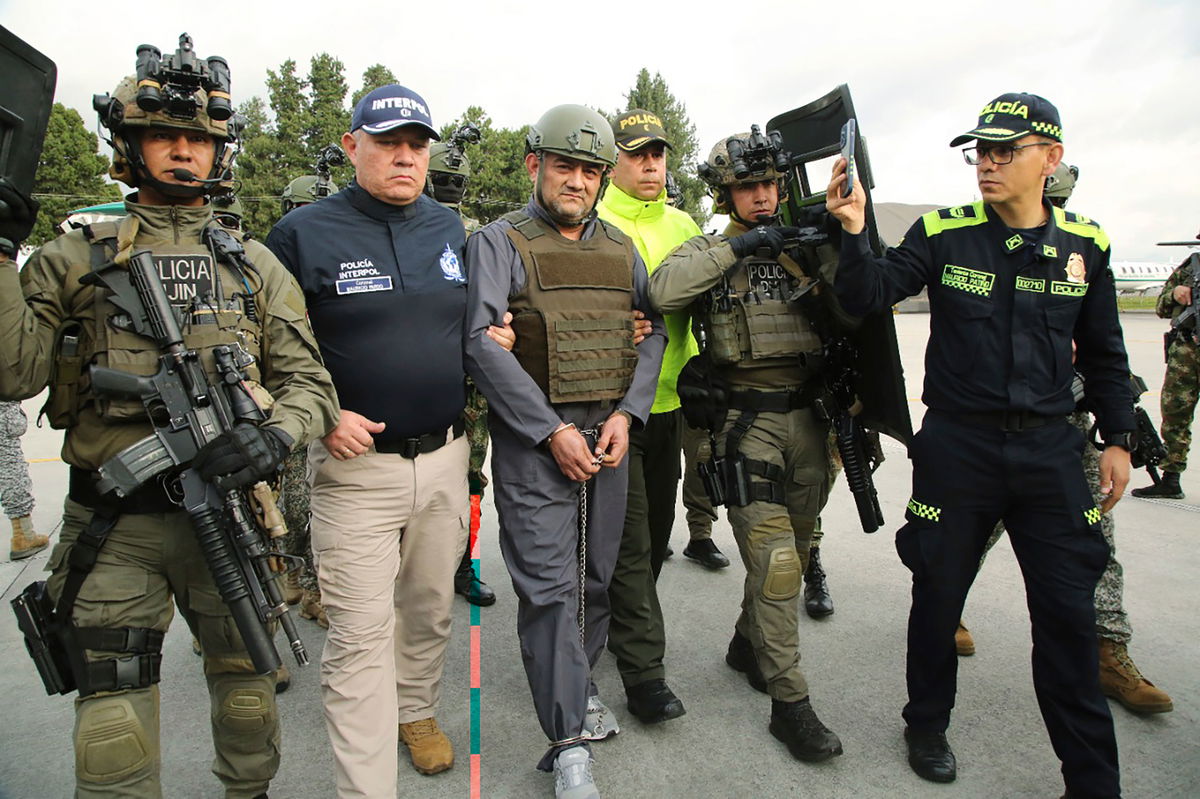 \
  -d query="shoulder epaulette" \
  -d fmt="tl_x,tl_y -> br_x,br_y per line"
923,202 -> 987,237
1053,207 -> 1110,252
